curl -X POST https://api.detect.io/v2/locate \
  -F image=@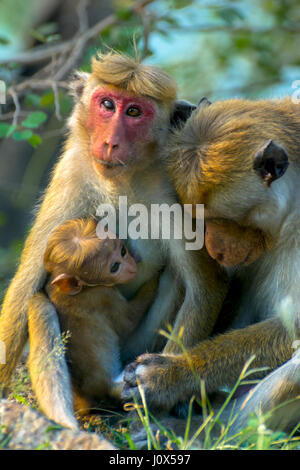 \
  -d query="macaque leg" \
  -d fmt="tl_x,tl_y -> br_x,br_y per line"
230,349 -> 300,433
28,292 -> 78,430
0,266 -> 45,387
123,317 -> 294,411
